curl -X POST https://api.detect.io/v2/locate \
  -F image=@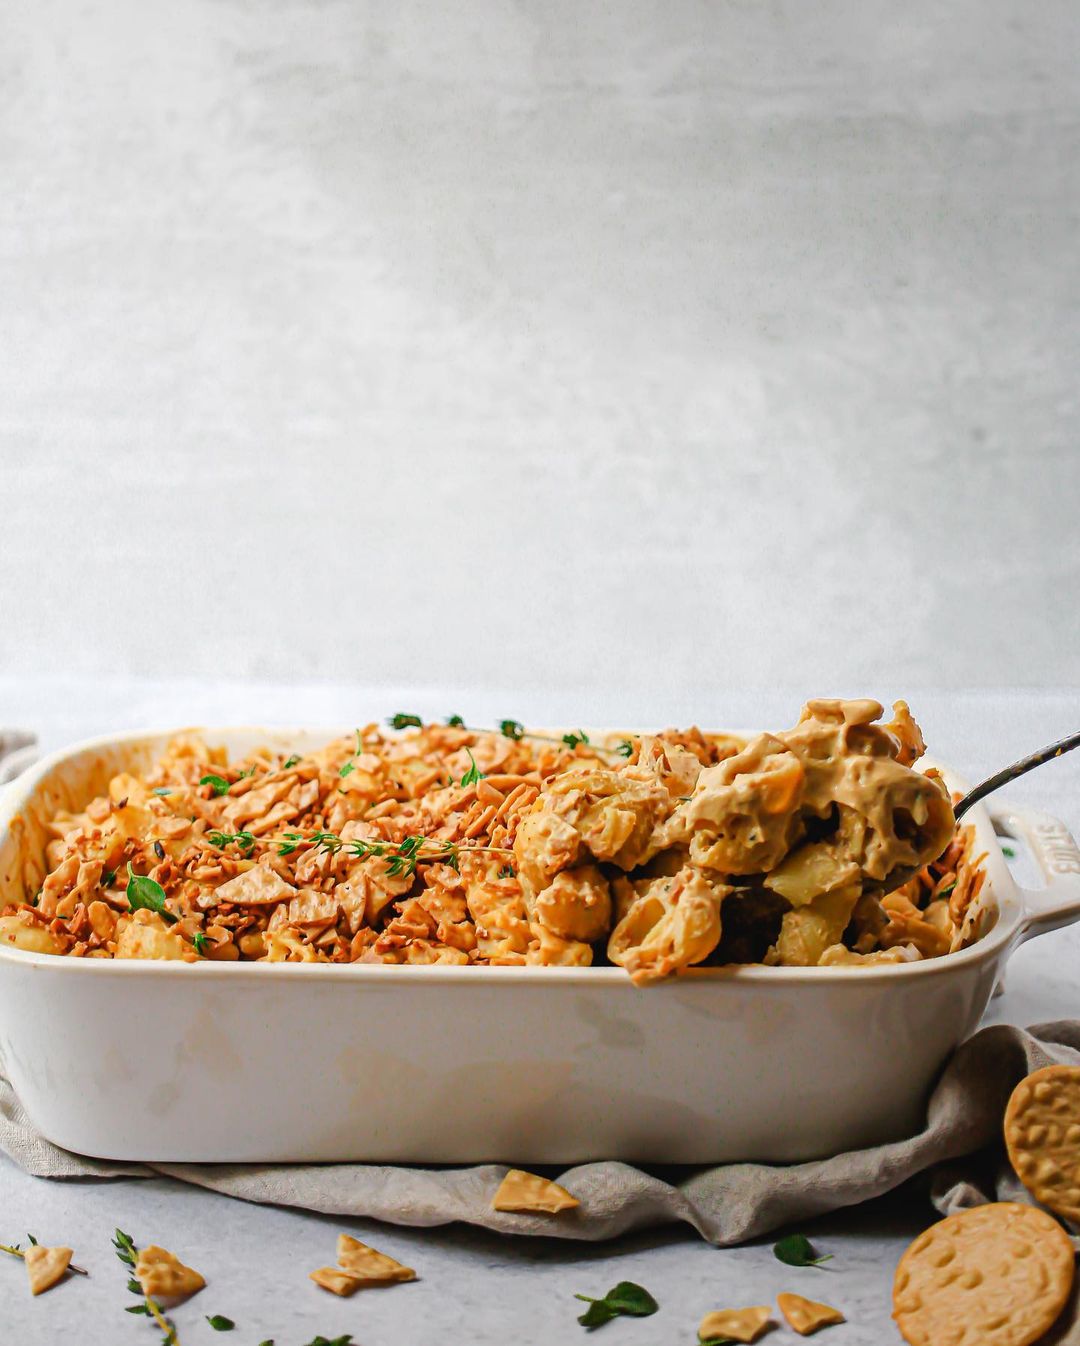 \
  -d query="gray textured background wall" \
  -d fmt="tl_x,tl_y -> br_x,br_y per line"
2,0 -> 1078,702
